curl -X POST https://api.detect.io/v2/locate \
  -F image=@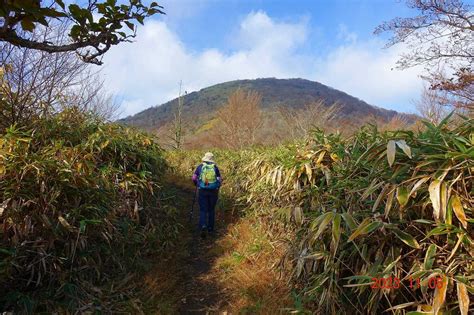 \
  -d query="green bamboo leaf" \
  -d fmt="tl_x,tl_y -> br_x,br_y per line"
382,255 -> 401,274
313,212 -> 334,240
396,186 -> 409,207
341,212 -> 357,230
384,302 -> 416,312
348,219 -> 382,241
331,213 -> 341,254
424,244 -> 437,270
391,228 -> 420,249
